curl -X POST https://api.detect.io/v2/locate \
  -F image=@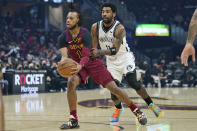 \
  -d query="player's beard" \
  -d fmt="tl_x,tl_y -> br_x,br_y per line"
69,23 -> 78,30
103,17 -> 112,24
